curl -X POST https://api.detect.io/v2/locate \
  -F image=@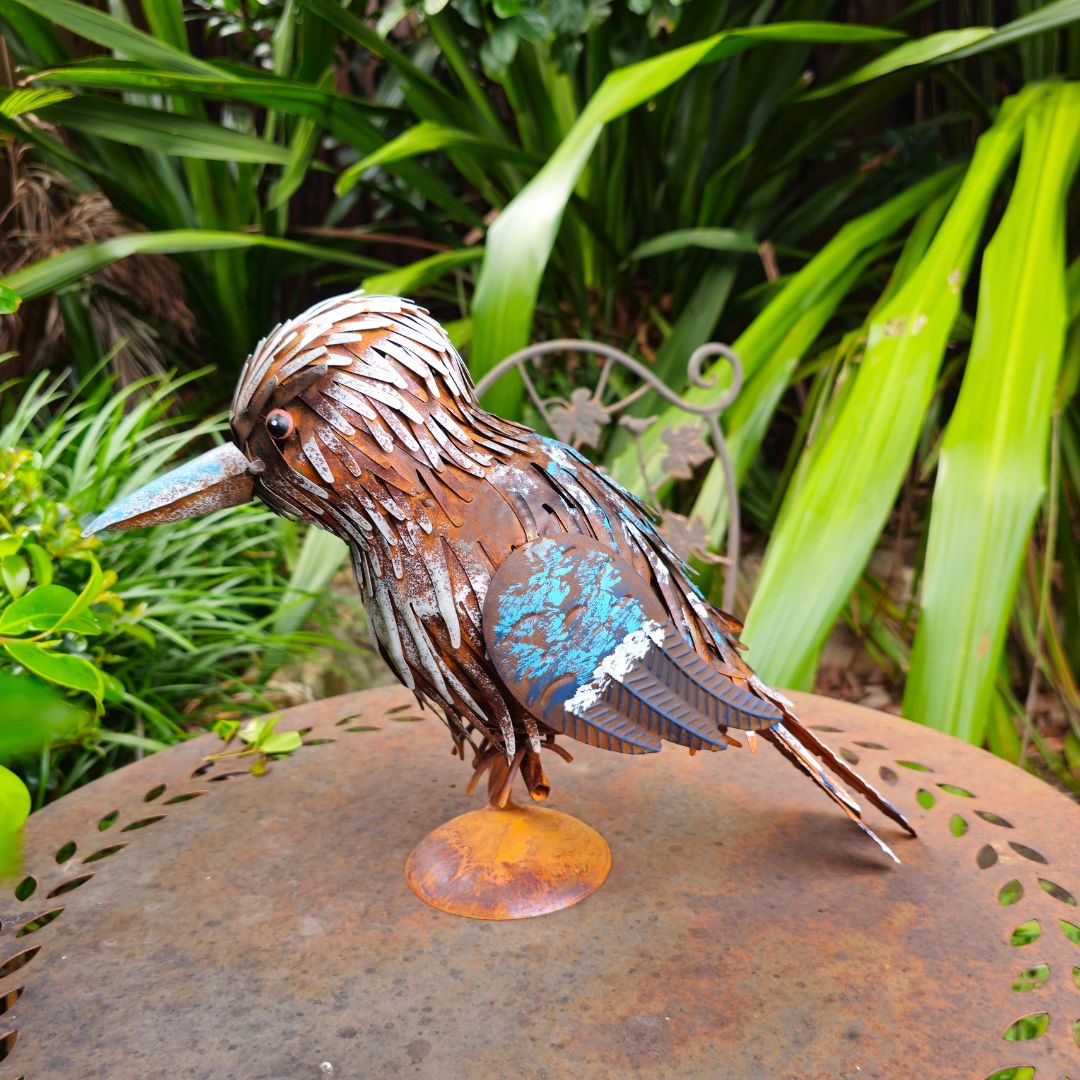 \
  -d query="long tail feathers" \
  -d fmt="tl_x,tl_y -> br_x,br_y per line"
567,625 -> 915,863
762,723 -> 902,865
750,676 -> 916,863
780,714 -> 916,838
